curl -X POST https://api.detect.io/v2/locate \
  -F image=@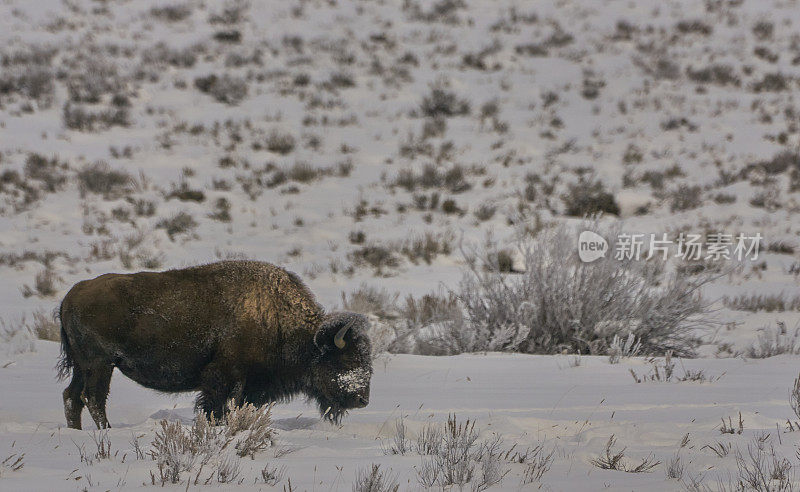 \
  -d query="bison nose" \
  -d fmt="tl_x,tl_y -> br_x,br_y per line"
357,395 -> 369,406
